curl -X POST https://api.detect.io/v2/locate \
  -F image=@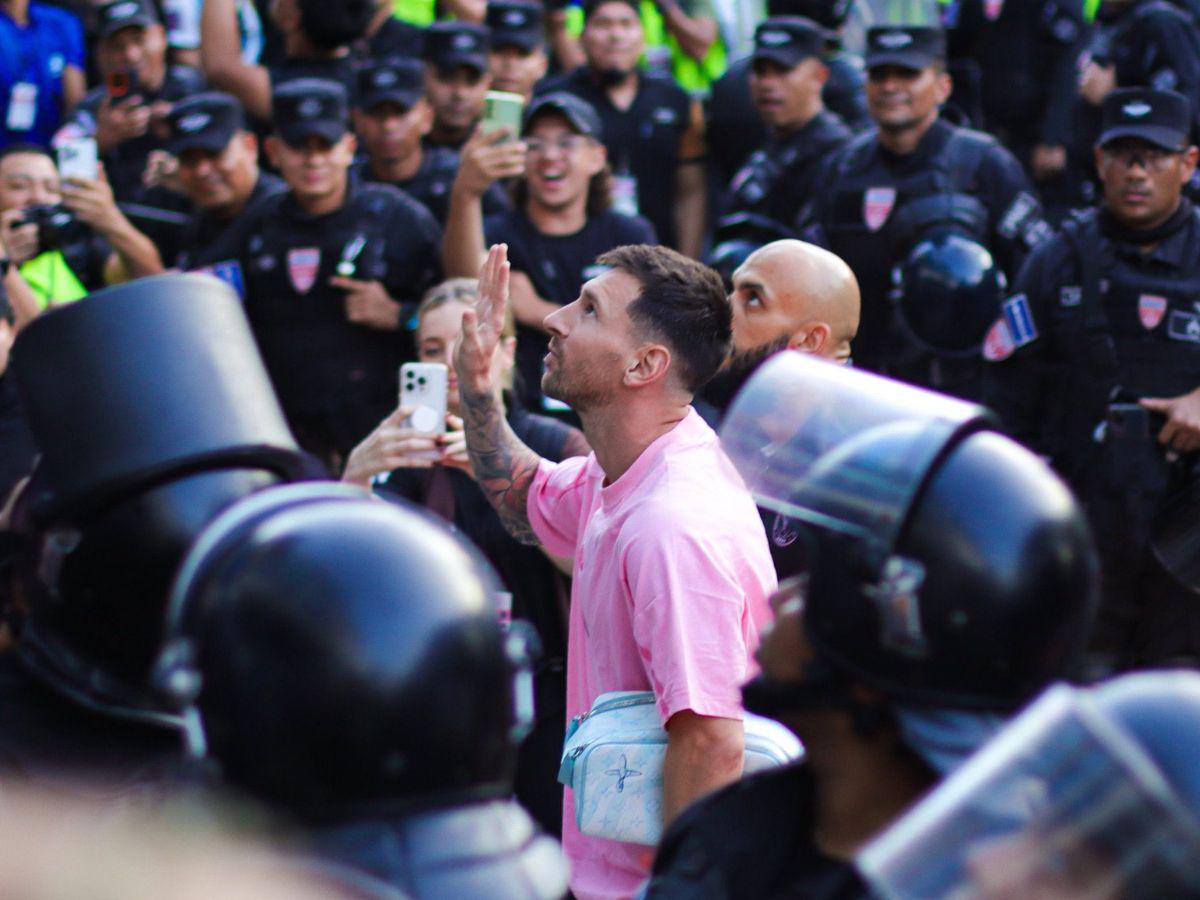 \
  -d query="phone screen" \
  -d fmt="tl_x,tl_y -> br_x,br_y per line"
482,90 -> 525,141
57,138 -> 98,181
